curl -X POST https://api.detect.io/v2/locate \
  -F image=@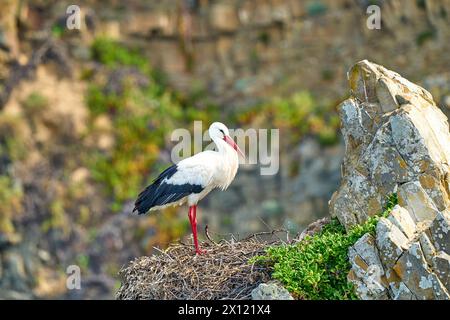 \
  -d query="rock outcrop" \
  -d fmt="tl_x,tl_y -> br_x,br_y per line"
348,207 -> 450,300
330,60 -> 450,229
251,281 -> 293,300
334,60 -> 450,300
